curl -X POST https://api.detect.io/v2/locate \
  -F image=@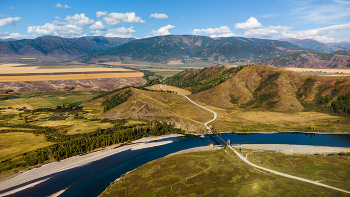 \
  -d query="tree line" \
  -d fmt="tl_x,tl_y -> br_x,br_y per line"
0,120 -> 184,172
